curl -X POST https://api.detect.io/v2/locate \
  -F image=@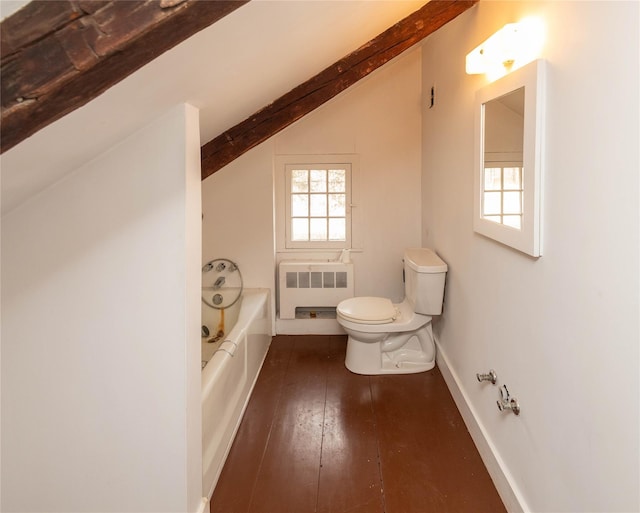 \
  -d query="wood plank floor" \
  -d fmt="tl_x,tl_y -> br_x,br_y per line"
210,335 -> 506,513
